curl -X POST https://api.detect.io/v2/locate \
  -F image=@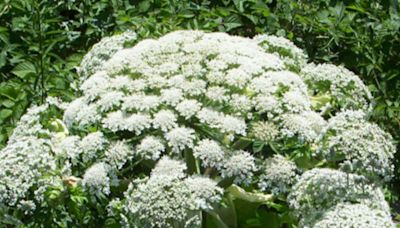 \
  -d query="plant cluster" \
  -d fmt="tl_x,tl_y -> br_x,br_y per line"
0,30 -> 396,227
1,1 -> 399,213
